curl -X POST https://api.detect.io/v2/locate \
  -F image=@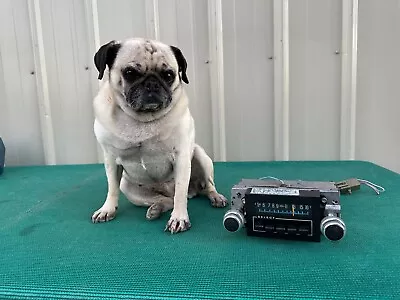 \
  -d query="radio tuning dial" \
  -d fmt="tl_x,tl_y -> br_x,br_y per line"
223,210 -> 245,232
320,215 -> 346,241
325,224 -> 344,241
